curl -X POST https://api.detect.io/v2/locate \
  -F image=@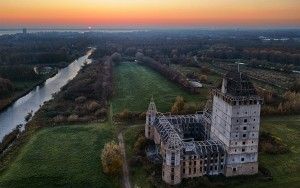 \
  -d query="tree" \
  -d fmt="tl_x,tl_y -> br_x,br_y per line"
171,96 -> 185,114
0,77 -> 14,98
199,75 -> 208,83
101,141 -> 123,175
